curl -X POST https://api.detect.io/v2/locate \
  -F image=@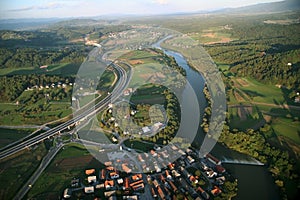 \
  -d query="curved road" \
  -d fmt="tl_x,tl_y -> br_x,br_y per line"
0,63 -> 130,160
